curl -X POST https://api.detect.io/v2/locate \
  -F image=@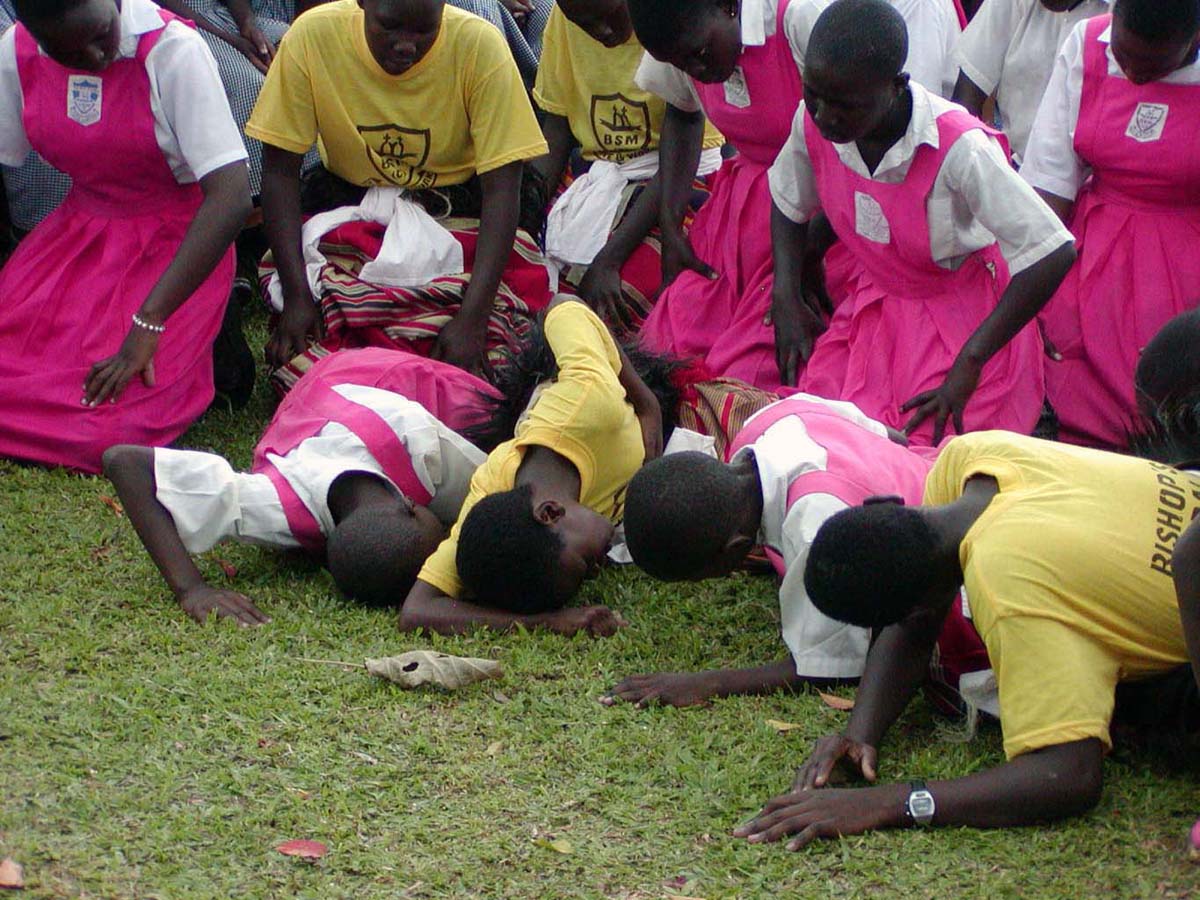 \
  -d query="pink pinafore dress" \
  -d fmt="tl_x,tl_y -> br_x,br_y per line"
797,106 -> 1045,446
638,0 -> 802,391
730,397 -> 992,713
0,11 -> 234,473
251,348 -> 499,554
1041,15 -> 1200,449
